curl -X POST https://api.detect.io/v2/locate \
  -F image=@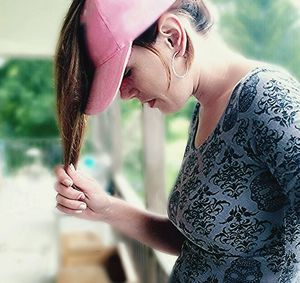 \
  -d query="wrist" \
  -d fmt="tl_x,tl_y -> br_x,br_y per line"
97,194 -> 114,222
